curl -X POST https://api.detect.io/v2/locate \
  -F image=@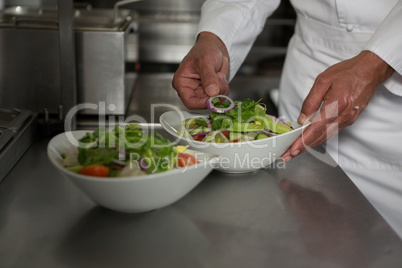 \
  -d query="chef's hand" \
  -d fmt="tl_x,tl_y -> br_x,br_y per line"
172,32 -> 230,109
282,50 -> 394,162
